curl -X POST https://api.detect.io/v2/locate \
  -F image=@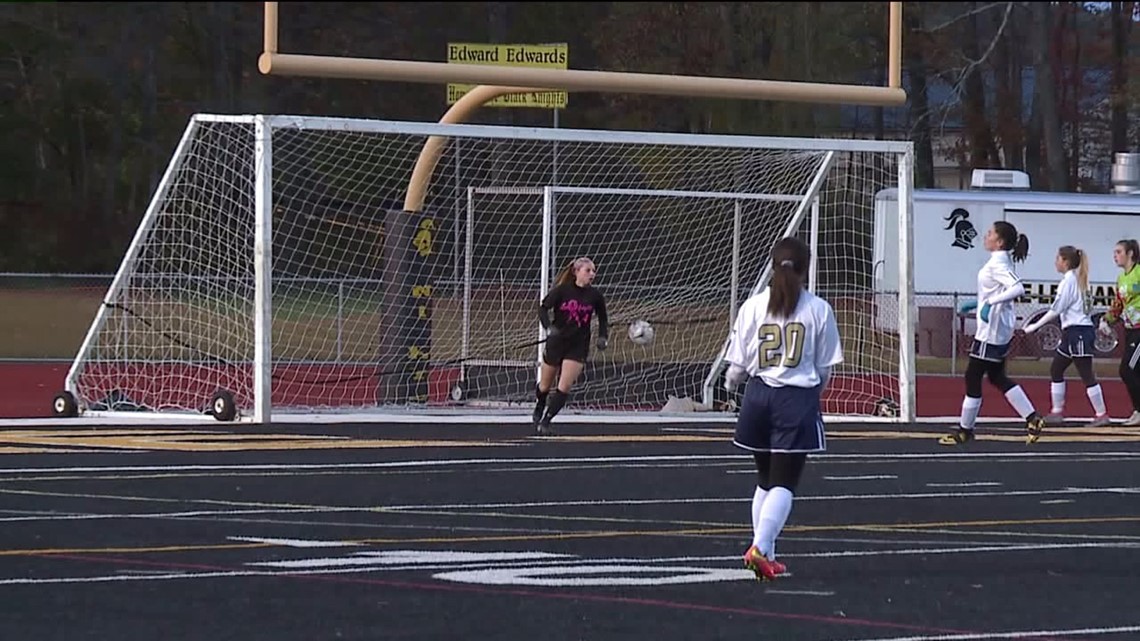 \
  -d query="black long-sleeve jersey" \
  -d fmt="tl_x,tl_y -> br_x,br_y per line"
538,282 -> 609,342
